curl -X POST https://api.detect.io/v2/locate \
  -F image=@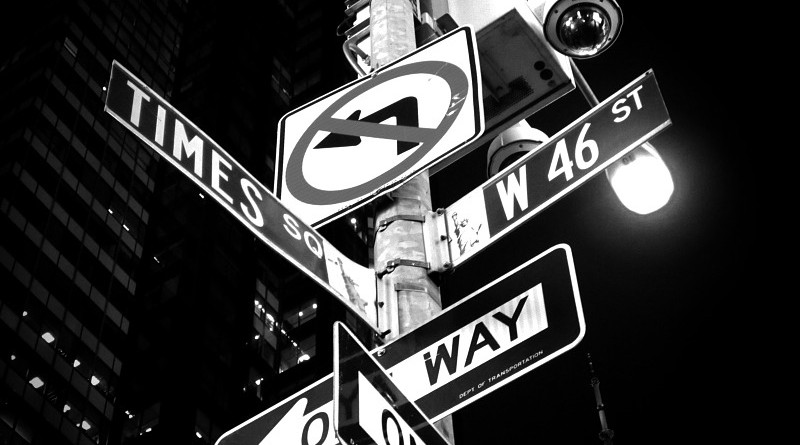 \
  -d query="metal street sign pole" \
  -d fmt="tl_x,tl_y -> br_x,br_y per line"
368,0 -> 456,441
215,243 -> 583,444
103,60 -> 381,333
444,69 -> 671,268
